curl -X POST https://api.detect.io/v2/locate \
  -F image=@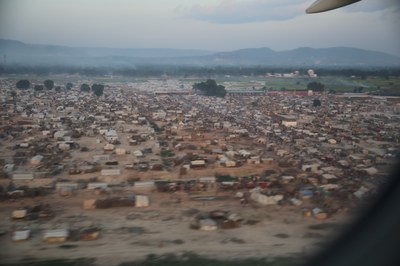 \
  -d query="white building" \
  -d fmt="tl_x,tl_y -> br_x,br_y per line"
104,129 -> 118,142
307,69 -> 318,78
